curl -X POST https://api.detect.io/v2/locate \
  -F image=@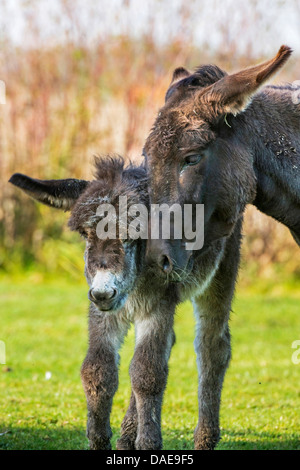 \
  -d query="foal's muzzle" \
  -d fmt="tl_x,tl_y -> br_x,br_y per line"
88,287 -> 118,311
